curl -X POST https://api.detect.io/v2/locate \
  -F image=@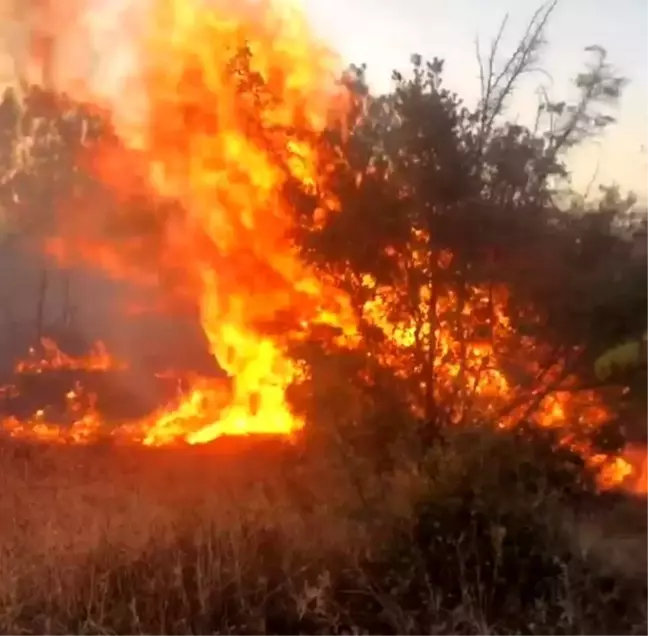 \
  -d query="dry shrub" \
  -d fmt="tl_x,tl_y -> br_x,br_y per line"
0,420 -> 644,635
